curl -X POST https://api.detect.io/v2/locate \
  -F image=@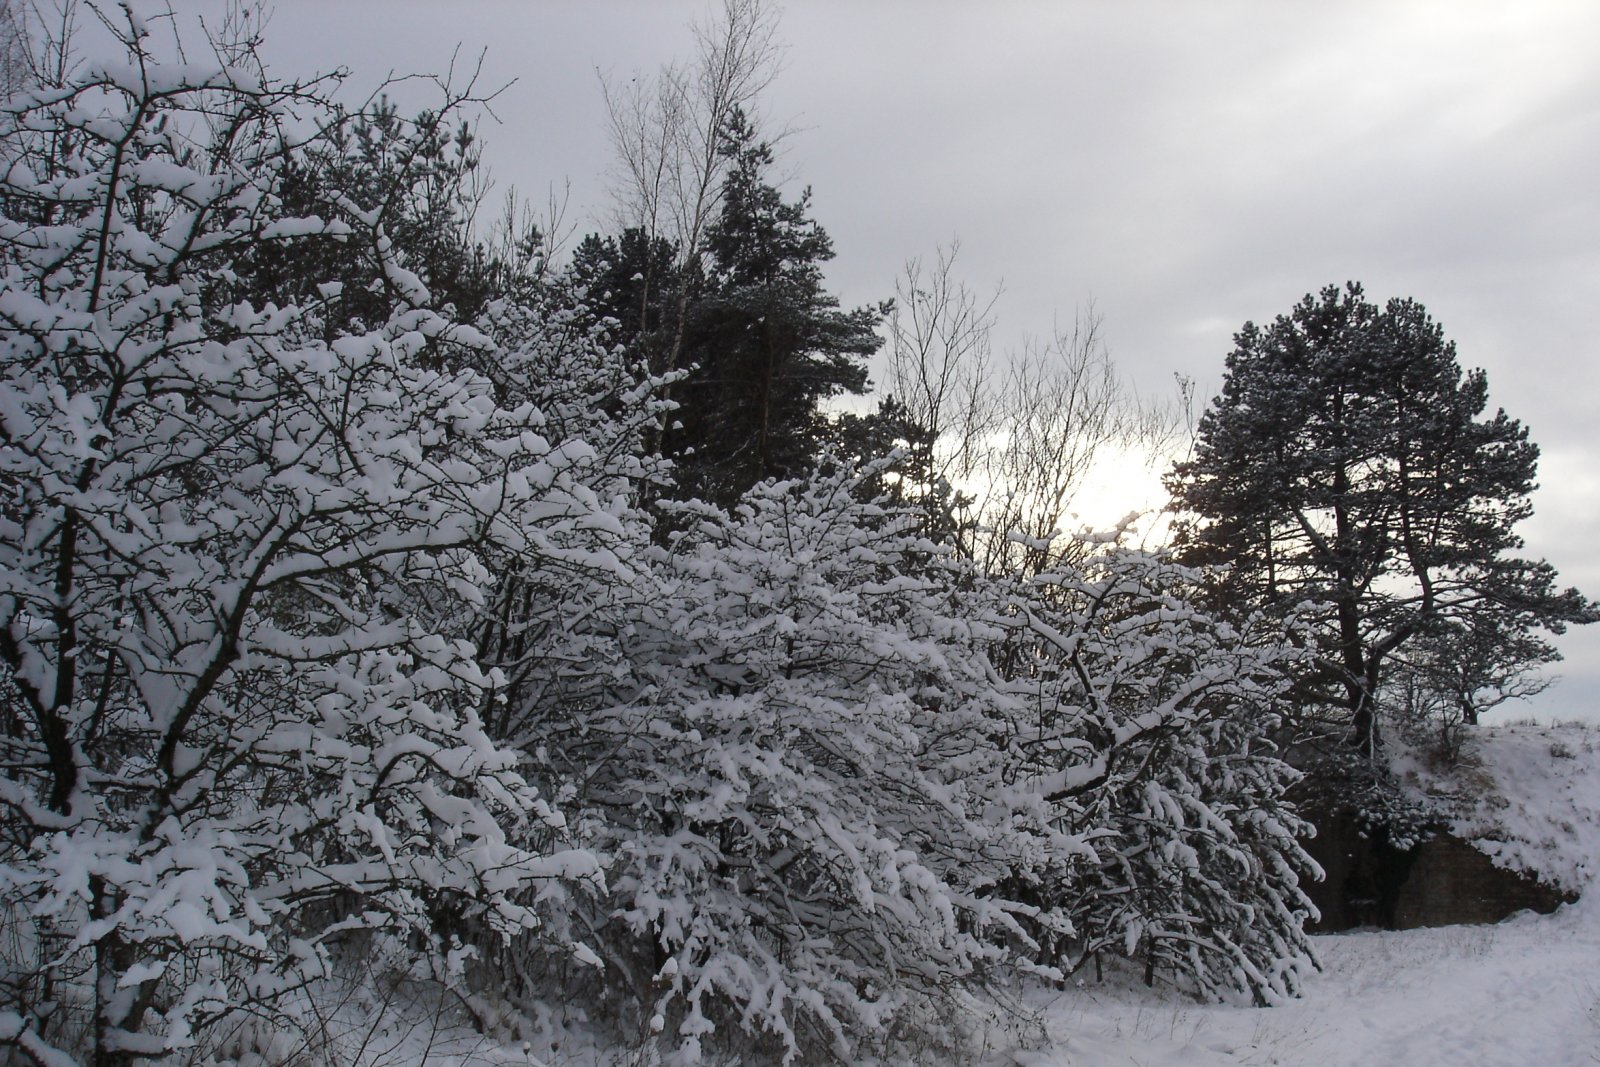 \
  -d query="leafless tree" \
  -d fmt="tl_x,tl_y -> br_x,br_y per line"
883,246 -> 1181,575
883,240 -> 1001,489
980,309 -> 1178,573
597,0 -> 783,376
0,0 -> 29,98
